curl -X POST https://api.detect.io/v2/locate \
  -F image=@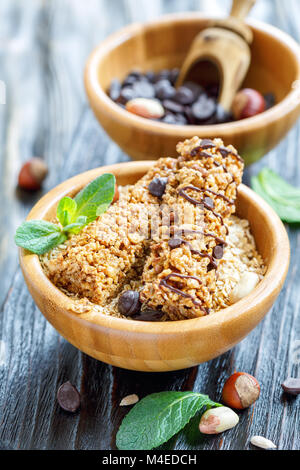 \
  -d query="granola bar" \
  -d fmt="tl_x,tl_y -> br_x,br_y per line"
140,138 -> 244,320
44,157 -> 177,305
